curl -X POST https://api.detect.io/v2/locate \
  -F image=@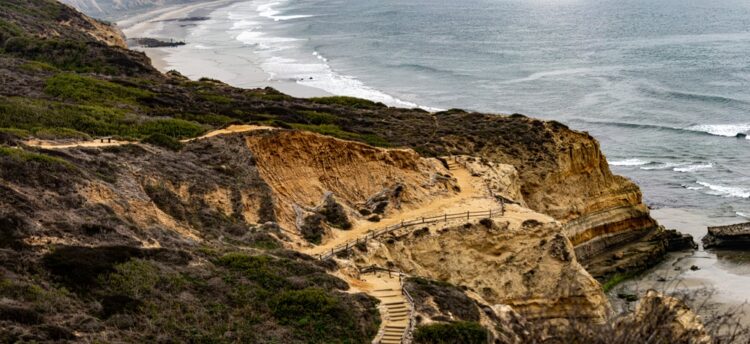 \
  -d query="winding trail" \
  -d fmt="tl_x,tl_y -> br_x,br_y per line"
23,124 -> 276,150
